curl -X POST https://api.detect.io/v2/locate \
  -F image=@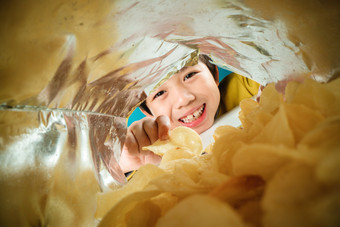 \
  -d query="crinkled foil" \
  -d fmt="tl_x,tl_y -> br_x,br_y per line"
0,0 -> 339,226
0,108 -> 126,225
